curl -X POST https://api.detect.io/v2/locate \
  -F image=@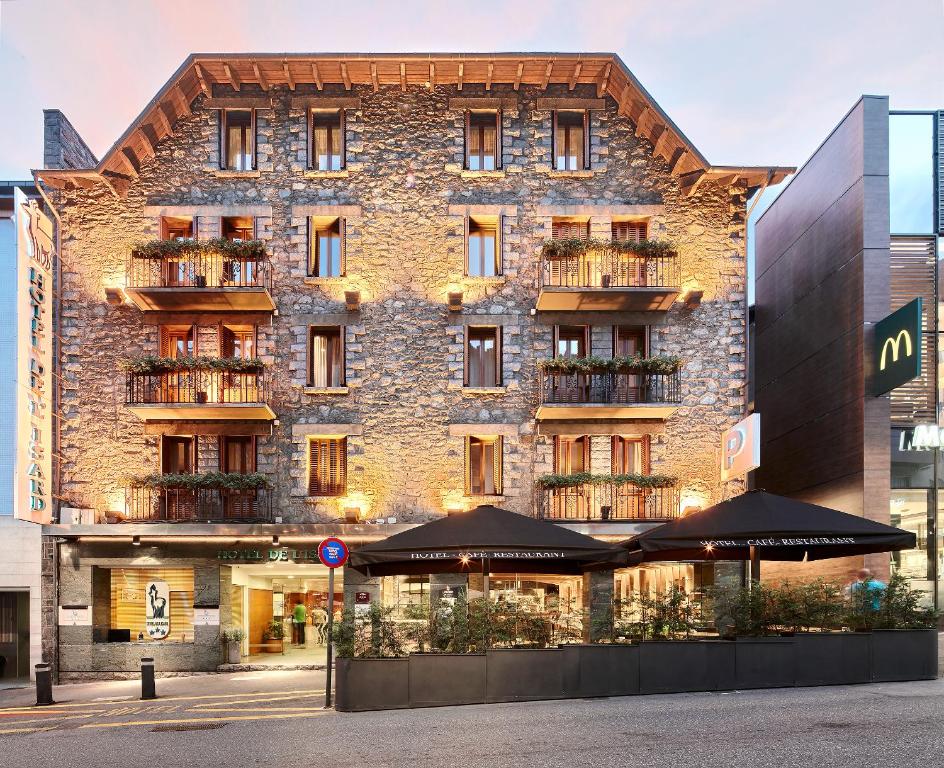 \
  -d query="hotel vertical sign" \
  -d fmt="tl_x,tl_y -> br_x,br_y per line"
873,298 -> 922,396
14,190 -> 54,523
